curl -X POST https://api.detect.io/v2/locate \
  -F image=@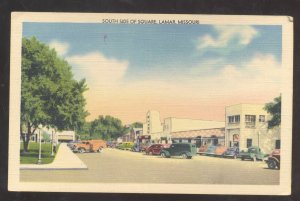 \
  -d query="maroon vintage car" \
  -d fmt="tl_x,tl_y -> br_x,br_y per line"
145,144 -> 170,155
